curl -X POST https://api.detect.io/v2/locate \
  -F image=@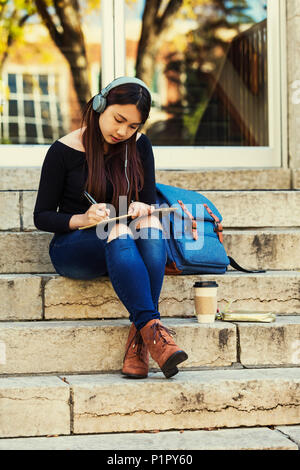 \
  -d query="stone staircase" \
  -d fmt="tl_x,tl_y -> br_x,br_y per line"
0,167 -> 300,450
